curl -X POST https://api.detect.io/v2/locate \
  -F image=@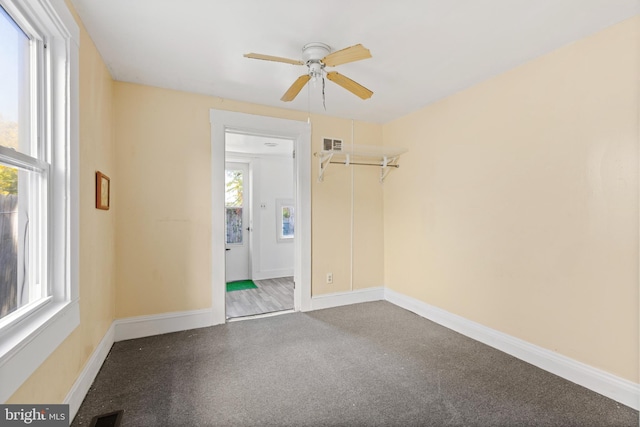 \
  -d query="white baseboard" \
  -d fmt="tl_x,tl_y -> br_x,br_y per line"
64,323 -> 115,421
113,308 -> 213,342
384,288 -> 640,410
310,287 -> 384,311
